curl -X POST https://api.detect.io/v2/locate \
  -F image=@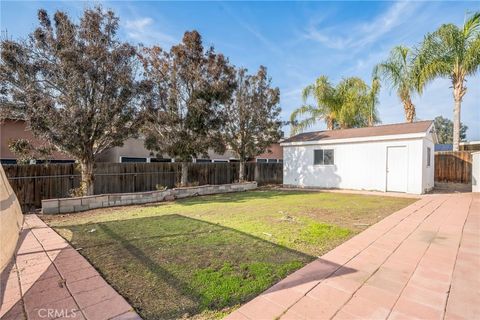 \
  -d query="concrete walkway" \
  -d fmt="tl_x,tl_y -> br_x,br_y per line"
0,214 -> 141,320
226,193 -> 479,320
